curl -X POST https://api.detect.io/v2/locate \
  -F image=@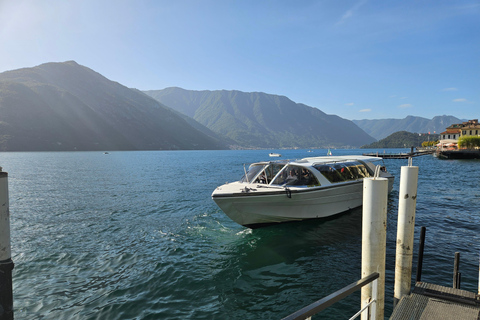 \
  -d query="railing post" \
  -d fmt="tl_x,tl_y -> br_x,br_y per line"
361,175 -> 388,320
393,164 -> 418,307
0,168 -> 14,320
370,278 -> 378,320
415,227 -> 426,282
453,252 -> 461,289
